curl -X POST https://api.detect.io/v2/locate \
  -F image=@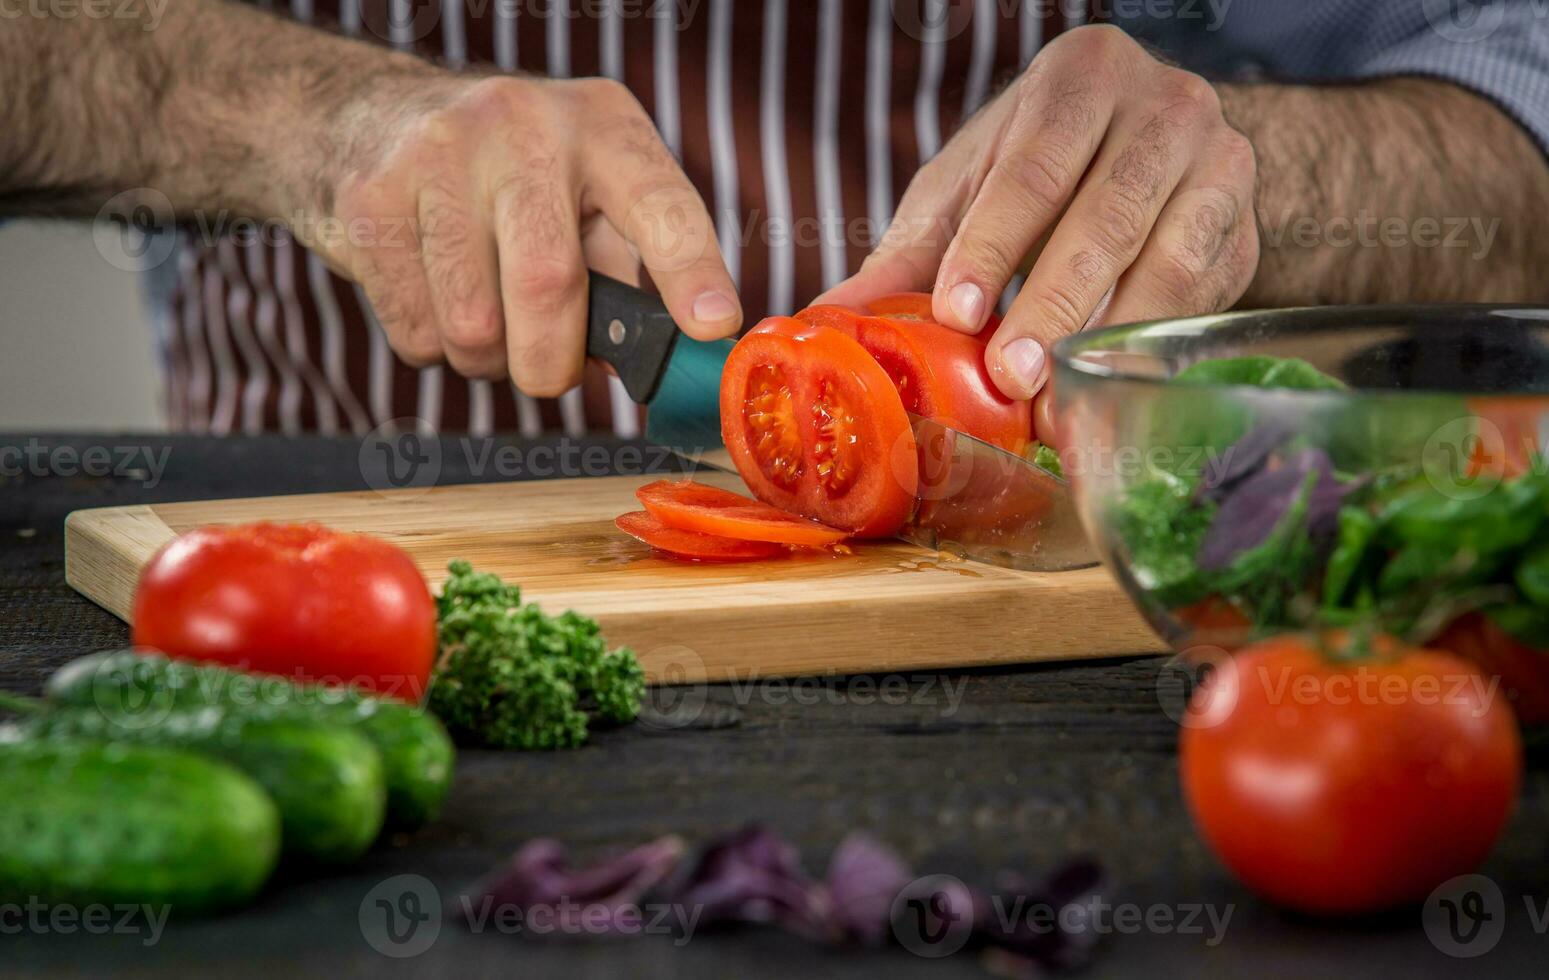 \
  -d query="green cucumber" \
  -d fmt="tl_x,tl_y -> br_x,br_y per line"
0,738 -> 279,912
46,650 -> 454,829
2,705 -> 385,863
